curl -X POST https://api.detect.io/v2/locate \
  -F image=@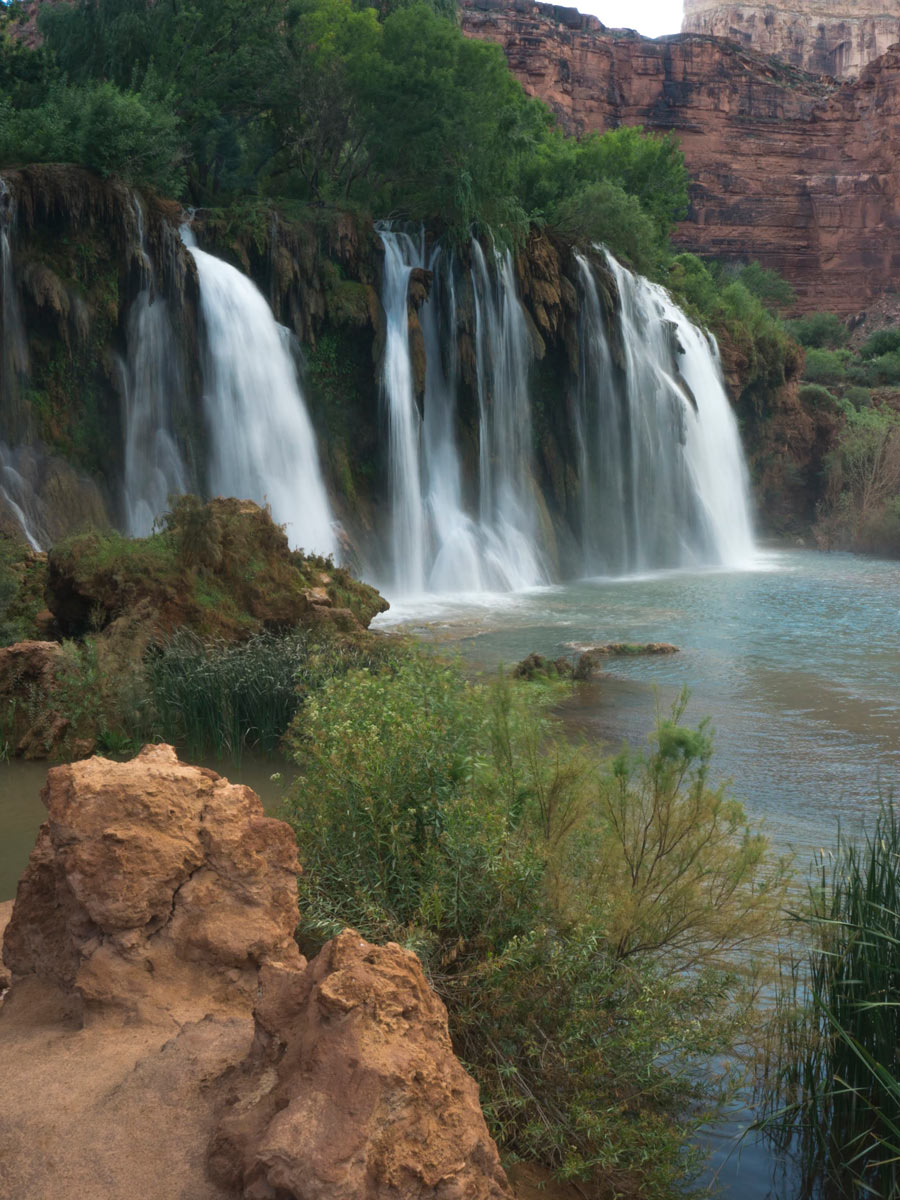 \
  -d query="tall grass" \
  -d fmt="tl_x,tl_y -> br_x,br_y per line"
761,805 -> 900,1198
148,628 -> 403,761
